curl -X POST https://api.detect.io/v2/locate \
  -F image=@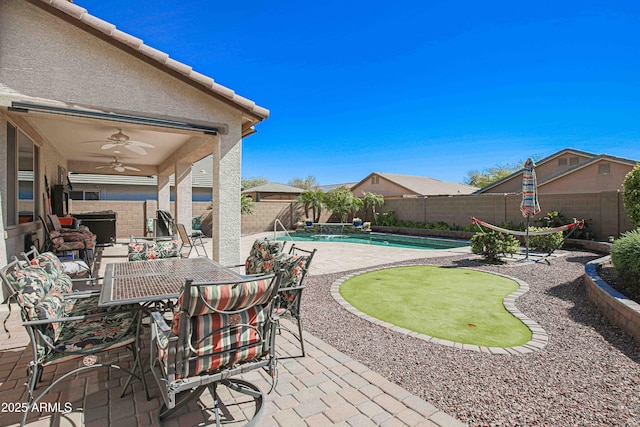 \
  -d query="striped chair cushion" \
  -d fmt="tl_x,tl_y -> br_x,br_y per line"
180,304 -> 269,377
178,279 -> 273,317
